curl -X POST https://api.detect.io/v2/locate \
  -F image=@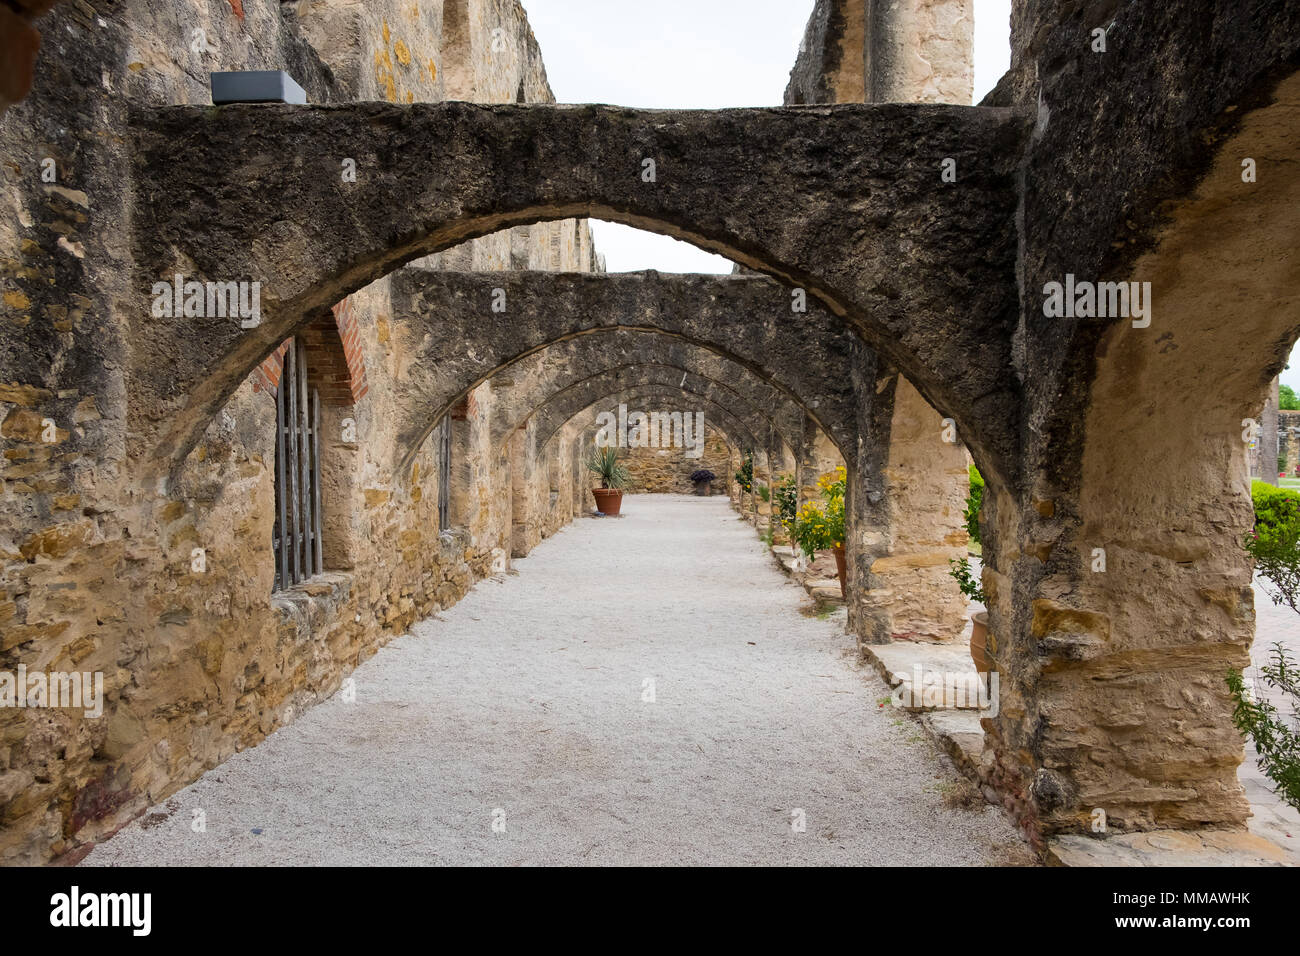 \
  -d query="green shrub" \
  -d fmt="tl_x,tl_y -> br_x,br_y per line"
965,464 -> 985,545
1251,480 -> 1300,535
1246,481 -> 1300,613
735,453 -> 753,494
1228,644 -> 1300,813
1235,481 -> 1300,810
585,446 -> 629,489
774,475 -> 798,531
948,557 -> 986,604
